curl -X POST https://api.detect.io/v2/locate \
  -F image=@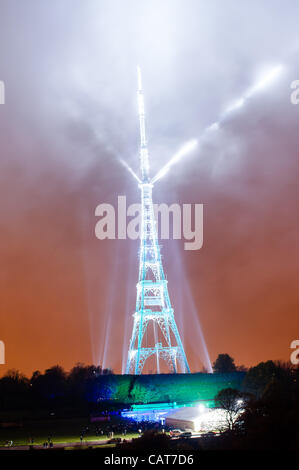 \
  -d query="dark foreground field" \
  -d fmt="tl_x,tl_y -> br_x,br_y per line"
0,416 -> 140,447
